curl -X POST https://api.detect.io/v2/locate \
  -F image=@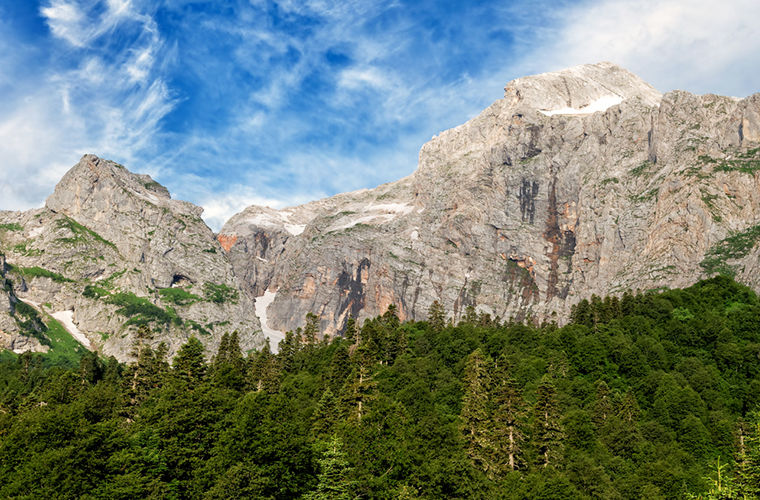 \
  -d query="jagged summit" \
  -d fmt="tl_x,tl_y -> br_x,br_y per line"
1,154 -> 263,361
220,62 -> 760,339
504,62 -> 662,115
